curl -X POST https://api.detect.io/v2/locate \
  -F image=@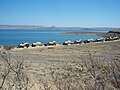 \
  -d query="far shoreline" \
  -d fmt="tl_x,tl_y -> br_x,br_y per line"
61,30 -> 120,38
0,25 -> 120,31
61,32 -> 106,36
